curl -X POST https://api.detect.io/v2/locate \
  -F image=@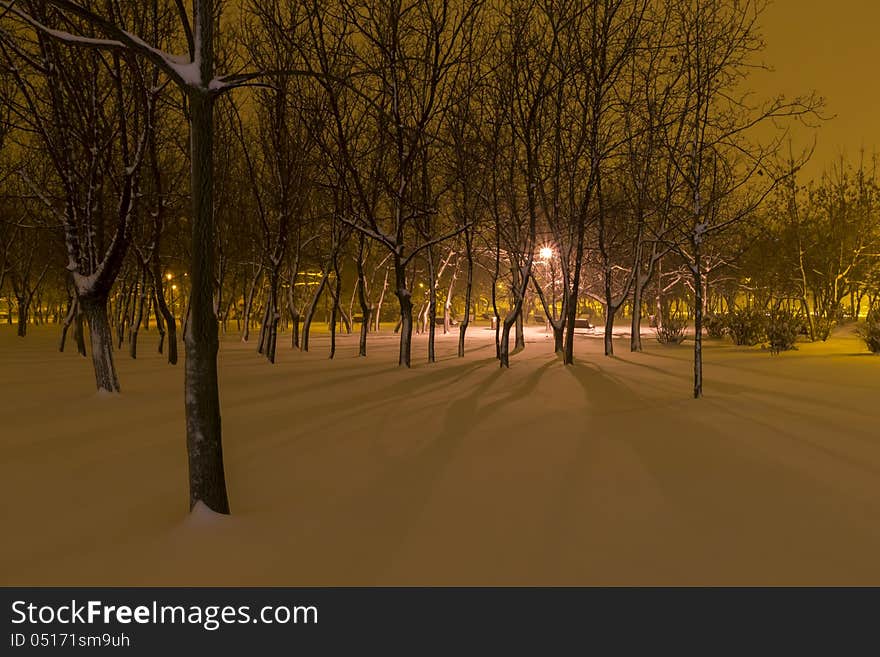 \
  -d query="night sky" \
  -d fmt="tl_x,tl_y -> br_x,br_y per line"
756,0 -> 880,175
